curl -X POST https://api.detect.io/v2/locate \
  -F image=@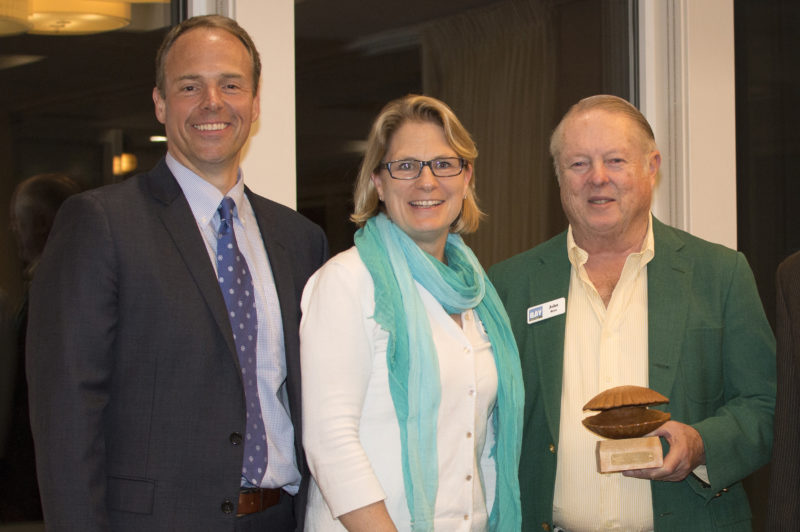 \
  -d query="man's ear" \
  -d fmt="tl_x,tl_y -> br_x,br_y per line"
647,150 -> 661,185
153,87 -> 166,125
251,85 -> 261,124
